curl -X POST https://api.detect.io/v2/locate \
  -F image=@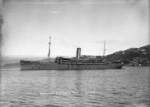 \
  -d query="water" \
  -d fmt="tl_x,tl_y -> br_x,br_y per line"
0,67 -> 150,107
